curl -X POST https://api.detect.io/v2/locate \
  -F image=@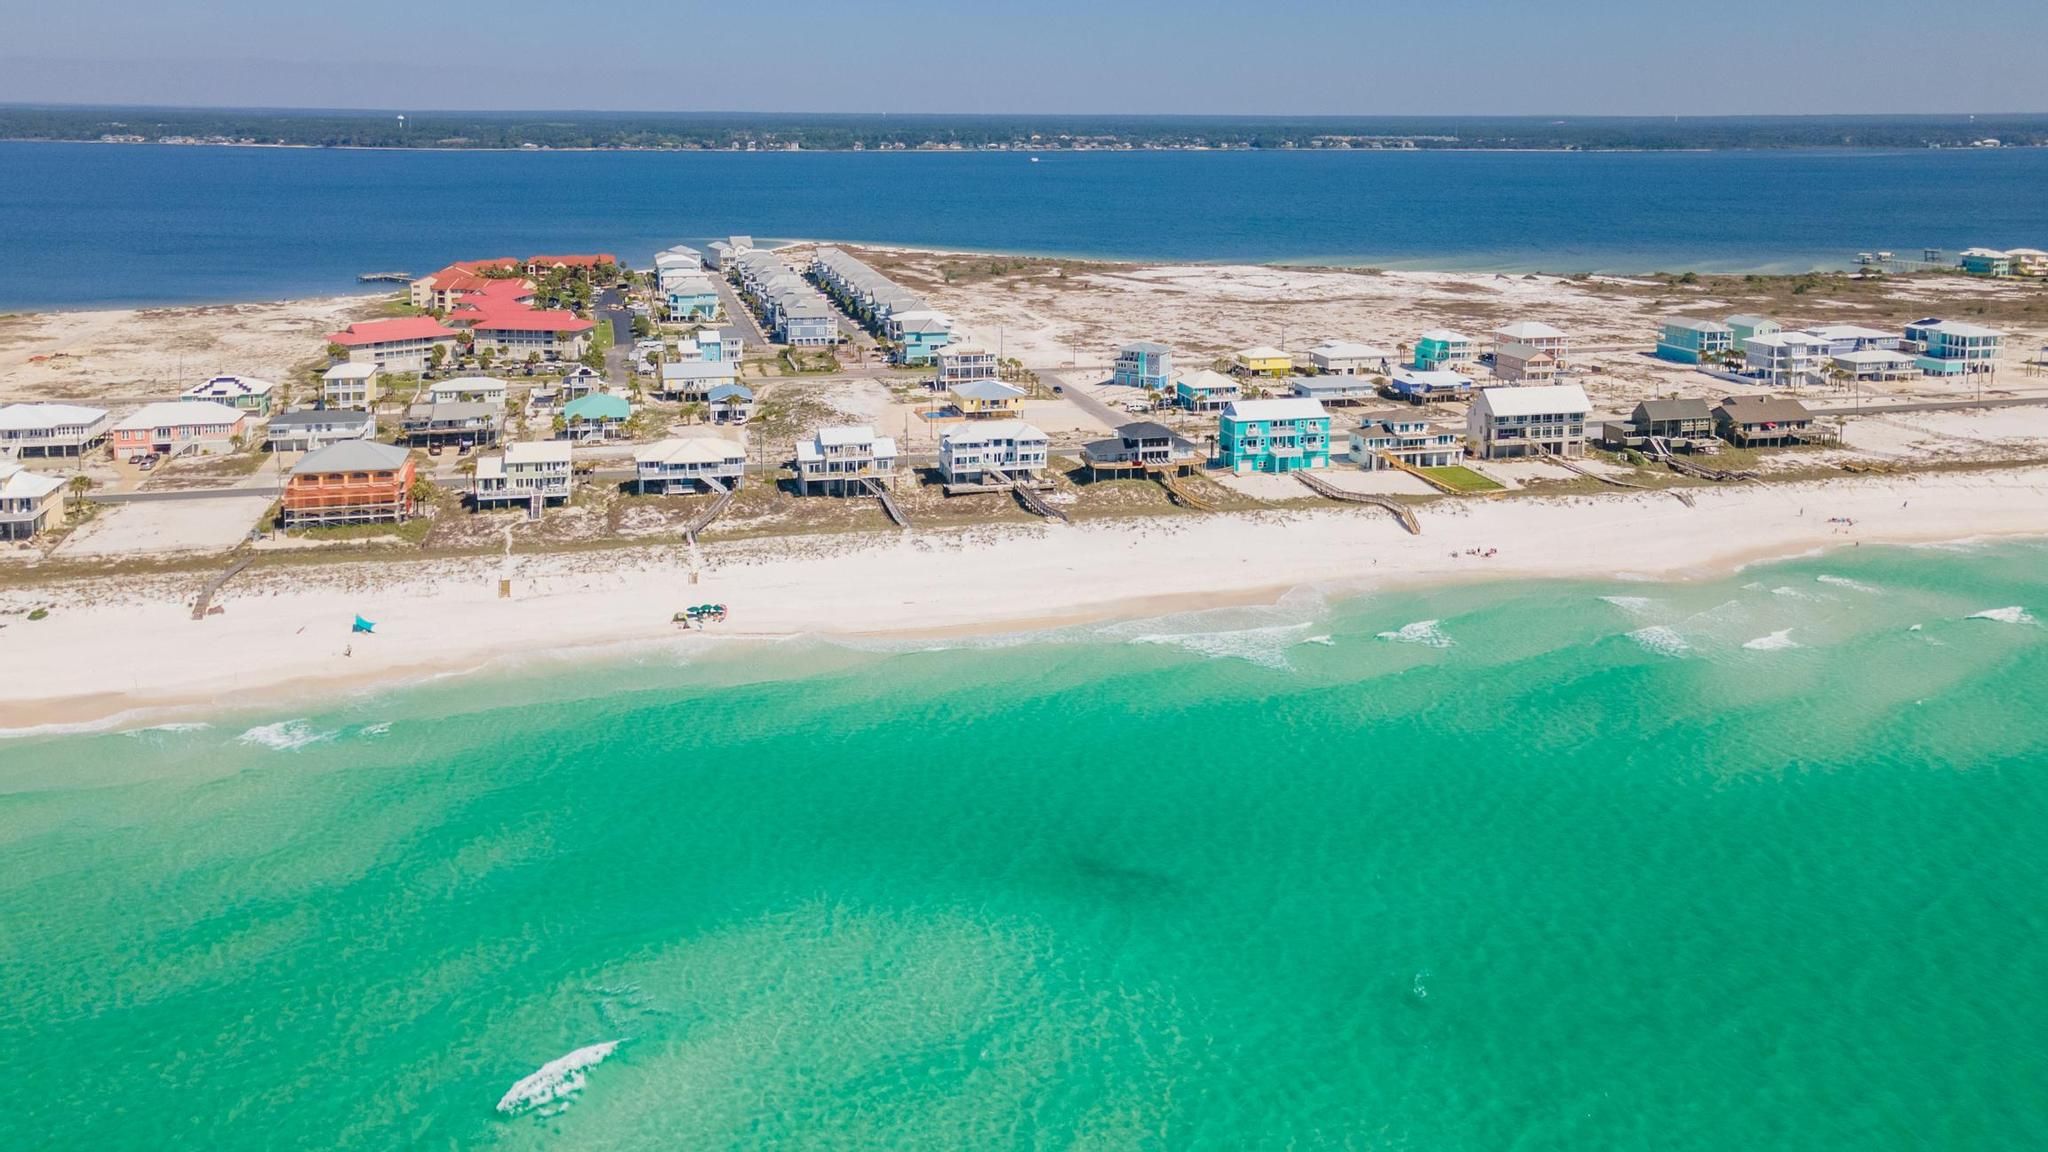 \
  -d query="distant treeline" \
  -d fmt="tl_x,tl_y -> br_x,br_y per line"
4,107 -> 2047,152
